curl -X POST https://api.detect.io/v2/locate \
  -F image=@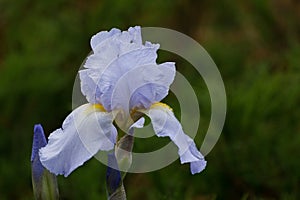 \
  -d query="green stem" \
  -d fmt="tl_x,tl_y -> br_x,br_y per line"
32,169 -> 59,200
106,112 -> 142,199
107,184 -> 126,200
106,135 -> 134,200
